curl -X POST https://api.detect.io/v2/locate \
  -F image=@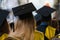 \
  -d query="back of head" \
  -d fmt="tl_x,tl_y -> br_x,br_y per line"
8,15 -> 35,40
15,15 -> 35,40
